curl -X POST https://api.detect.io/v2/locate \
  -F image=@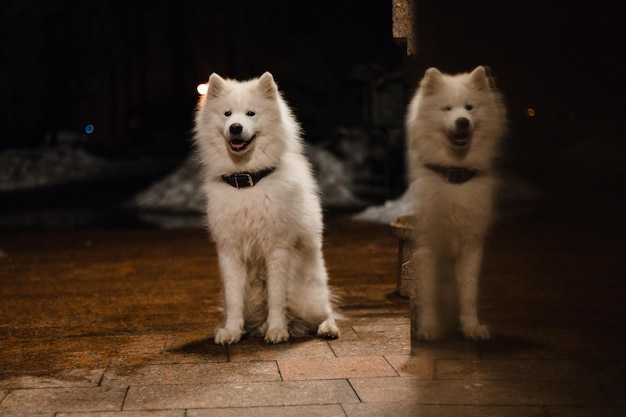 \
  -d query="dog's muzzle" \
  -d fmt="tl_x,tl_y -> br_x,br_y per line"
448,117 -> 472,147
228,123 -> 256,152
